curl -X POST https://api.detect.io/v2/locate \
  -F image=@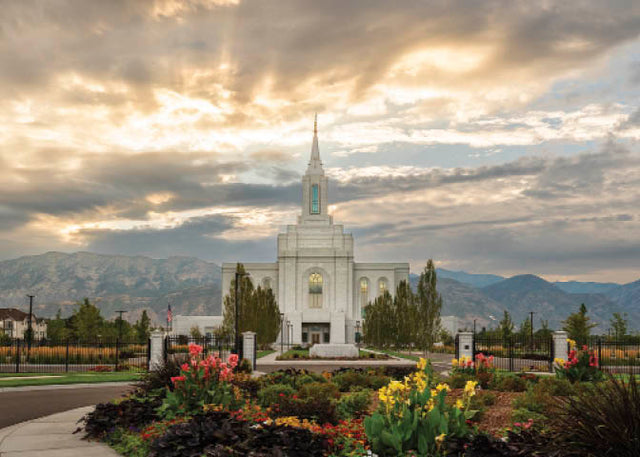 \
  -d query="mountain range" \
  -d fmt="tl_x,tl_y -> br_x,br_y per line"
0,252 -> 638,333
